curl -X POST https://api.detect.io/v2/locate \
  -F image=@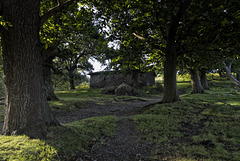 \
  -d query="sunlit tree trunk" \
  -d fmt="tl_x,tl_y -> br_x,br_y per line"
223,62 -> 240,87
189,68 -> 205,94
1,0 -> 59,138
